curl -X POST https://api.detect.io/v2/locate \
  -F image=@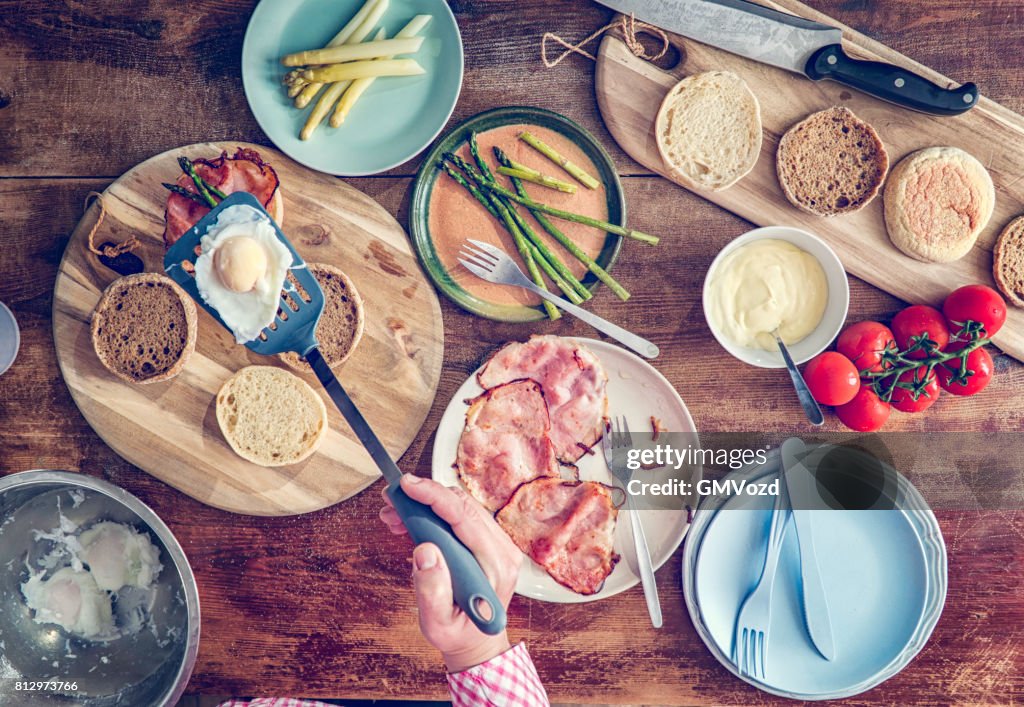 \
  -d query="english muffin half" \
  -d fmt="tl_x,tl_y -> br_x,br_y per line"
216,365 -> 328,467
776,106 -> 889,217
884,146 -> 995,263
90,273 -> 198,384
655,71 -> 762,191
279,263 -> 364,373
